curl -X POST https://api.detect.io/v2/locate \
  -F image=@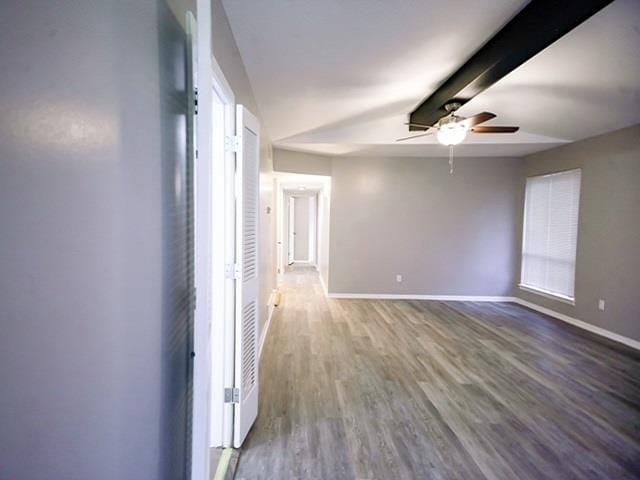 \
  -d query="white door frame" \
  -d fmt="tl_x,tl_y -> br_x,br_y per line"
191,1 -> 237,479
284,191 -> 318,266
275,178 -> 285,284
211,48 -> 237,450
287,195 -> 295,265
190,5 -> 211,480
292,195 -> 308,263
308,194 -> 318,265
